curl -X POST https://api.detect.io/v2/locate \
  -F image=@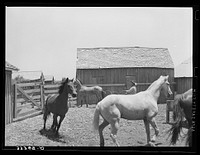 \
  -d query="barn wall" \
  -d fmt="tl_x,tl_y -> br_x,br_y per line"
5,70 -> 13,125
77,67 -> 174,104
174,77 -> 193,94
